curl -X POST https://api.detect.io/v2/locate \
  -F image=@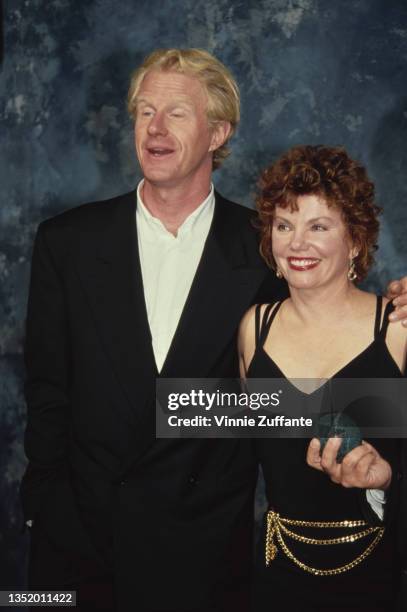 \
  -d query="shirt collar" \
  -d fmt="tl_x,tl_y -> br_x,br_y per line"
136,180 -> 215,238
